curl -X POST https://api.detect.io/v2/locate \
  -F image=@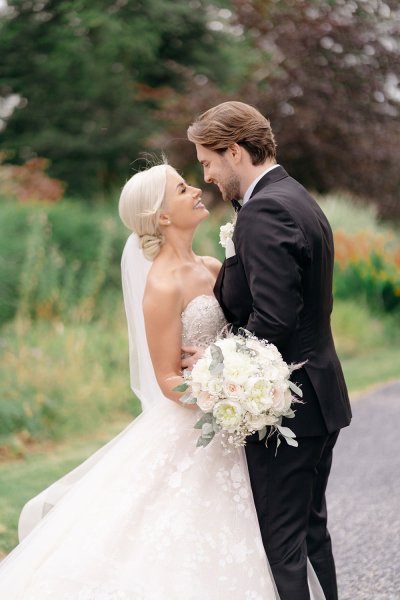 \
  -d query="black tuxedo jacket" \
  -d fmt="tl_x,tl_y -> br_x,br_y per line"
214,166 -> 352,436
